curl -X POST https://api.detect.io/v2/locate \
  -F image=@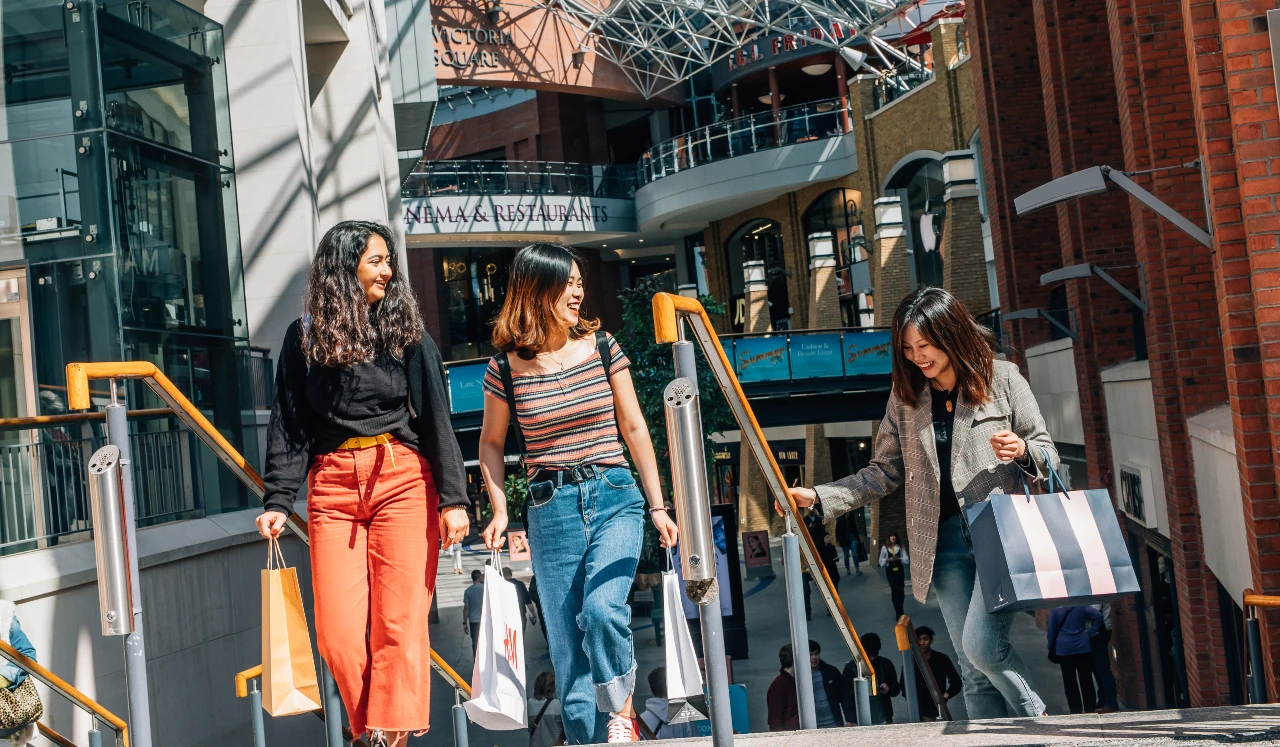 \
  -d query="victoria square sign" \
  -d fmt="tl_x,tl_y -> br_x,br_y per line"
403,195 -> 638,235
